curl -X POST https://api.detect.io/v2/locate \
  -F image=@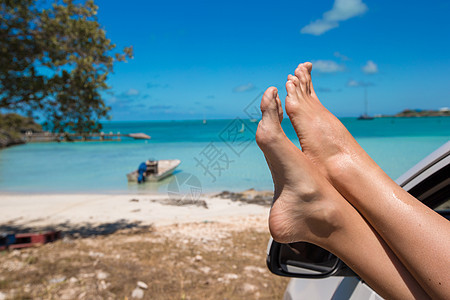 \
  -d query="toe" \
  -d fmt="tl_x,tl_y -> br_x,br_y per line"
285,80 -> 296,95
294,63 -> 305,79
305,62 -> 318,97
275,93 -> 284,122
302,64 -> 312,94
304,62 -> 313,73
256,87 -> 283,146
299,62 -> 318,98
285,79 -> 302,117
287,74 -> 301,96
287,74 -> 299,86
295,66 -> 310,94
260,87 -> 280,120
